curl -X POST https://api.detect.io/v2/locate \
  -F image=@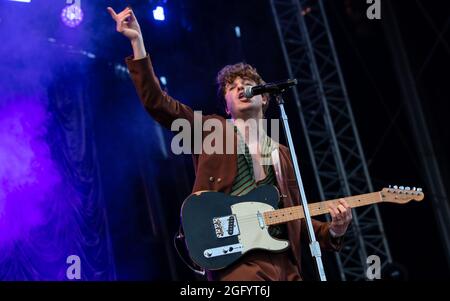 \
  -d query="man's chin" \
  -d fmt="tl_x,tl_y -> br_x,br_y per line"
233,108 -> 261,119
